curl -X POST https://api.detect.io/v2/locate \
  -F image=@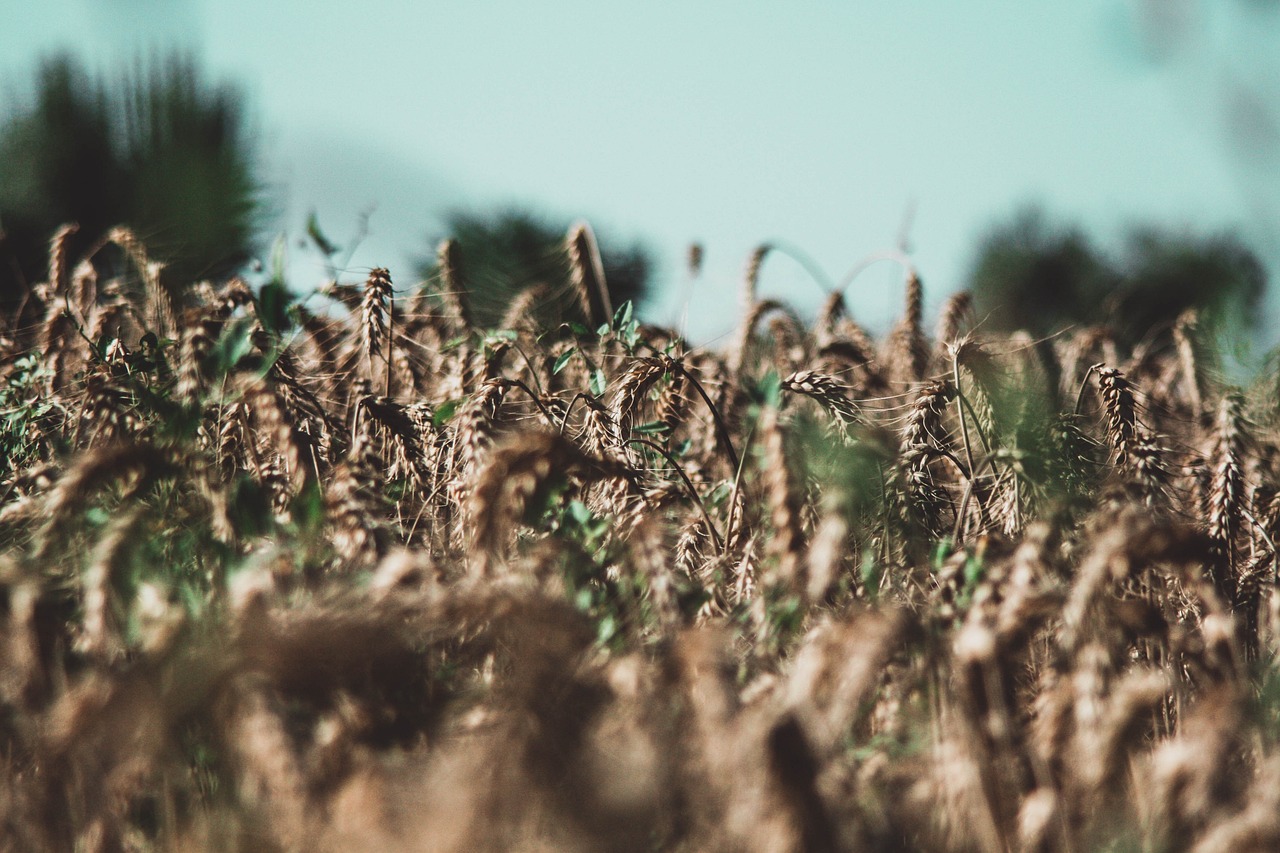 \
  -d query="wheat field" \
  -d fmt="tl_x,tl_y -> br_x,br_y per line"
1,224 -> 1278,852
